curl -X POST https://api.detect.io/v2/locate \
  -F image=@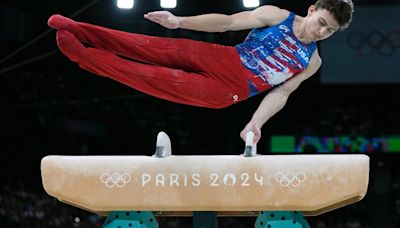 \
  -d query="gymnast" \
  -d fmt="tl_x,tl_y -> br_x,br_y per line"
47,0 -> 354,143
